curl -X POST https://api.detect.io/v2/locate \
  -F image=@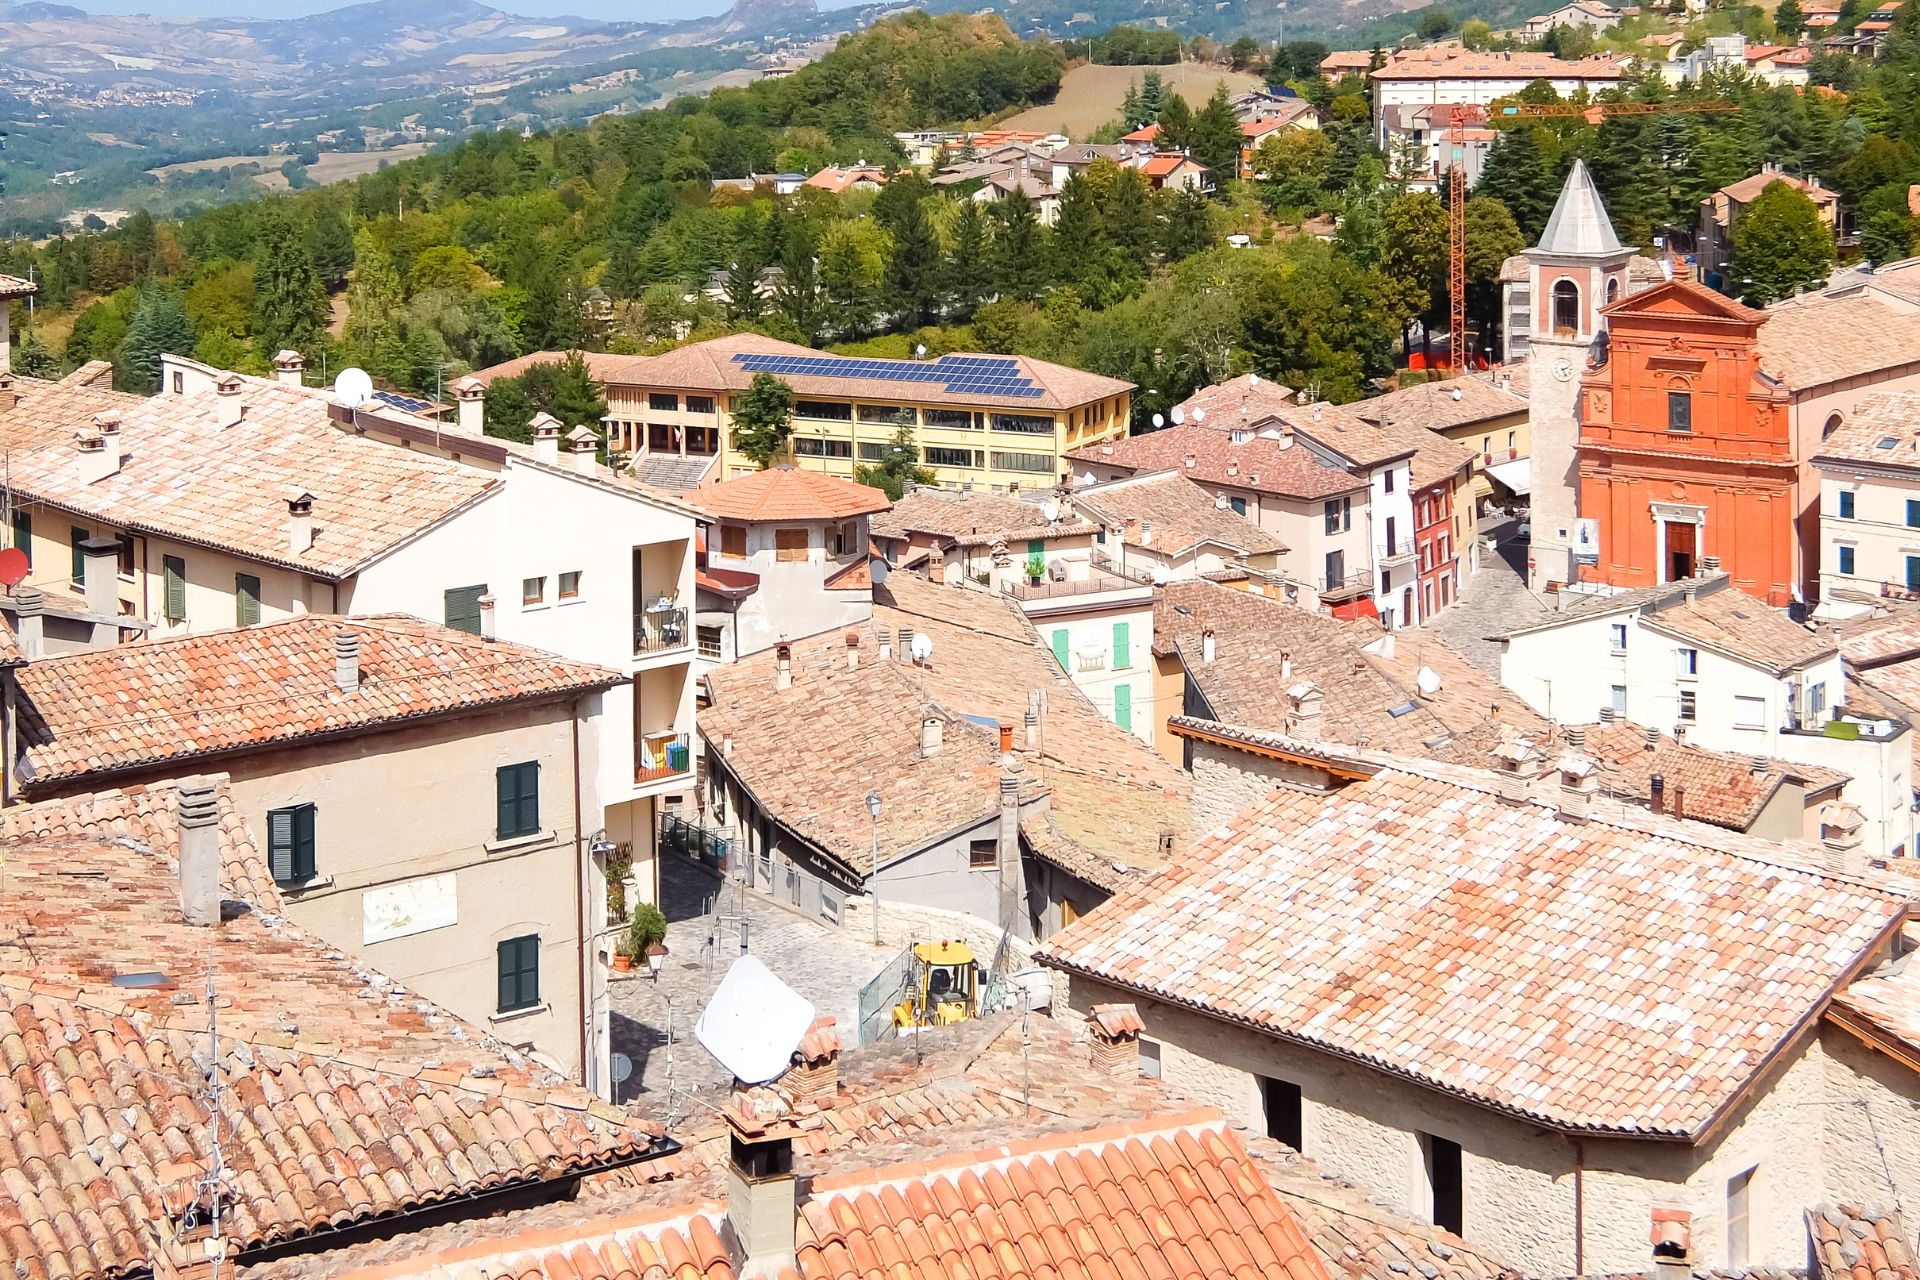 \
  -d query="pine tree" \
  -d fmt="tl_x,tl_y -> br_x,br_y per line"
1776,0 -> 1807,35
1189,83 -> 1245,191
12,326 -> 55,378
884,195 -> 944,328
724,255 -> 764,324
306,206 -> 355,289
945,198 -> 989,319
1121,83 -> 1144,130
1102,168 -> 1156,263
1158,93 -> 1195,153
251,203 -> 327,357
343,228 -> 404,357
1051,174 -> 1110,293
987,192 -> 1046,302
774,224 -> 825,343
1138,71 -> 1166,124
1474,127 -> 1558,241
116,288 -> 196,393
